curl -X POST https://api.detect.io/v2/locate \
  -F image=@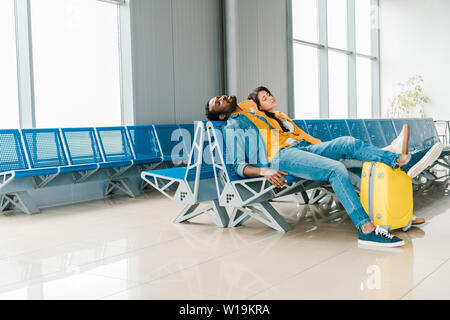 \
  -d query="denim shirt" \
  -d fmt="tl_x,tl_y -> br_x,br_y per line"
224,111 -> 272,178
